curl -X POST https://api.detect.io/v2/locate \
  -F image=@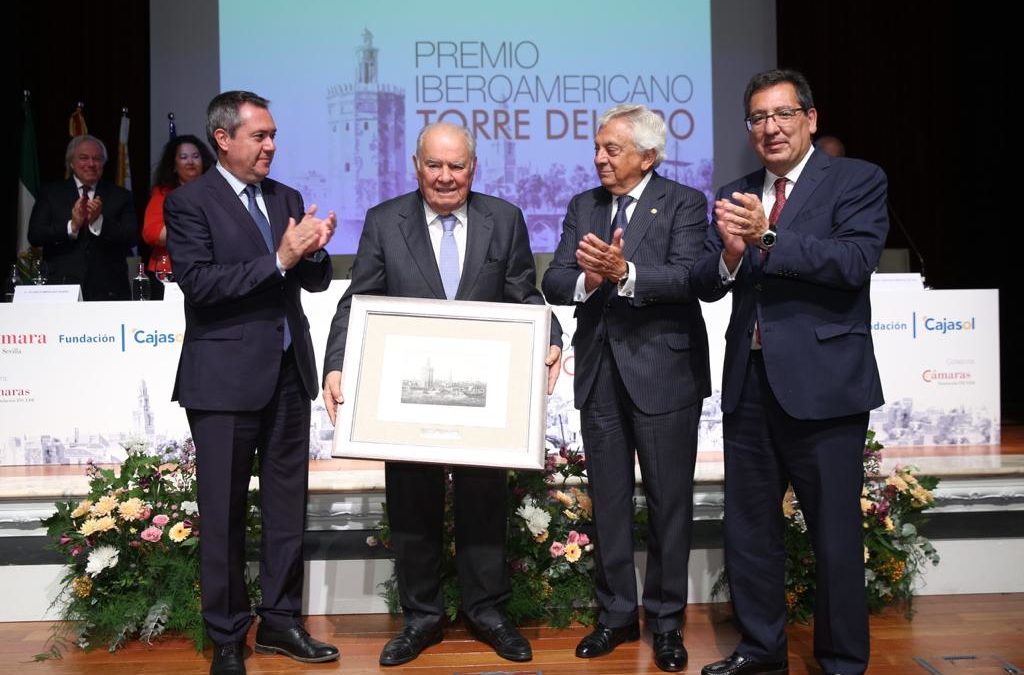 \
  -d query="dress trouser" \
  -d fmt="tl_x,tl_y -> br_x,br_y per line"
188,348 -> 310,645
580,344 -> 700,633
723,350 -> 869,674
